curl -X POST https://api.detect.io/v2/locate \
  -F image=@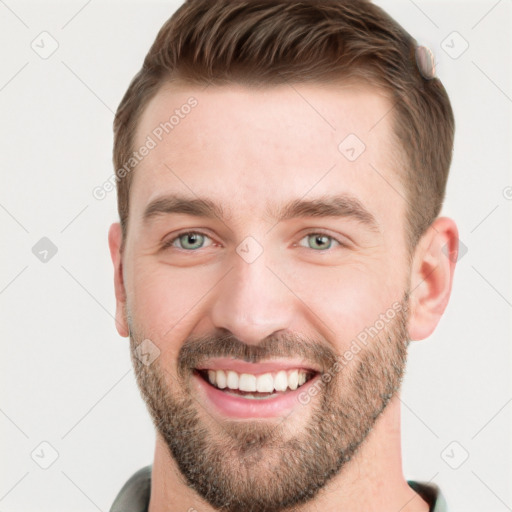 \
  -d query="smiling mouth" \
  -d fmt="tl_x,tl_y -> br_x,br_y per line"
194,368 -> 318,399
